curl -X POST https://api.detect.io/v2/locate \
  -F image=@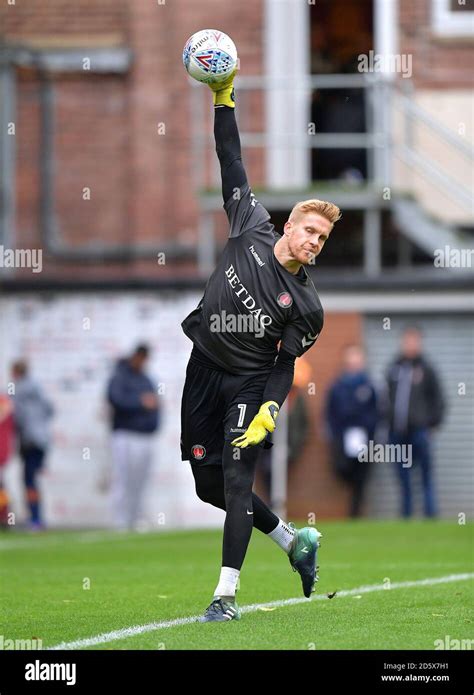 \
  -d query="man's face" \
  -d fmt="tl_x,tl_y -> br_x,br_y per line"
344,346 -> 365,373
401,330 -> 422,359
11,366 -> 22,381
130,354 -> 147,371
283,212 -> 333,265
